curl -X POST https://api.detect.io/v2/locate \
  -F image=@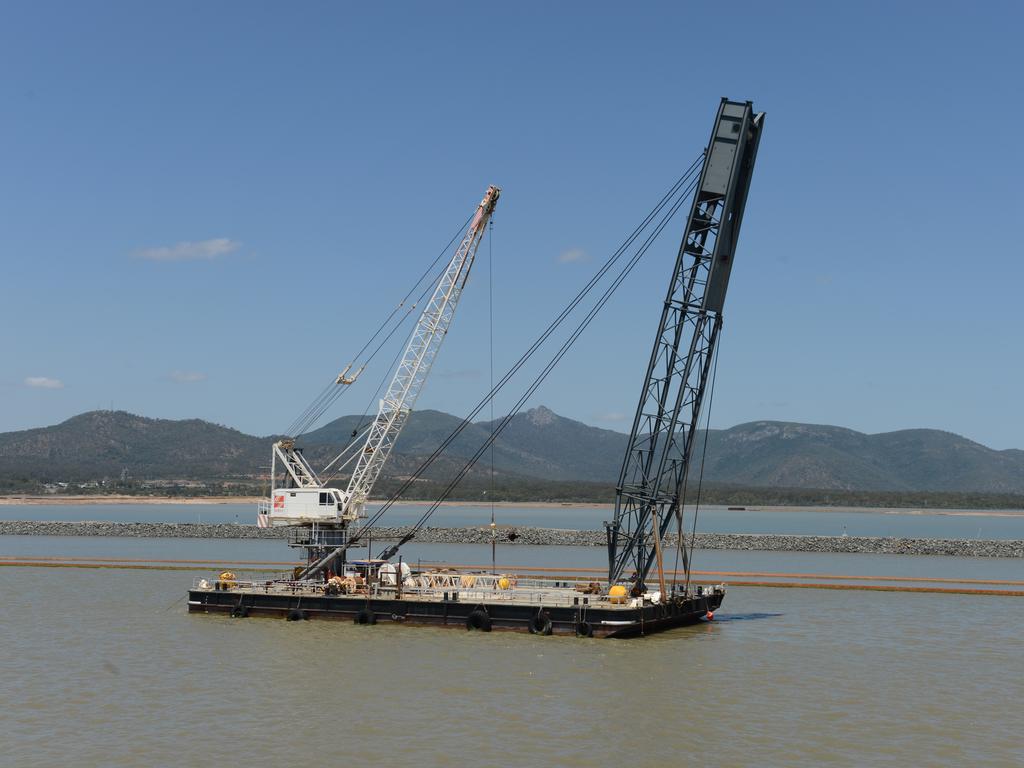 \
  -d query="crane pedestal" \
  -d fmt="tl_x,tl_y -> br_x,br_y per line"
285,522 -> 351,579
